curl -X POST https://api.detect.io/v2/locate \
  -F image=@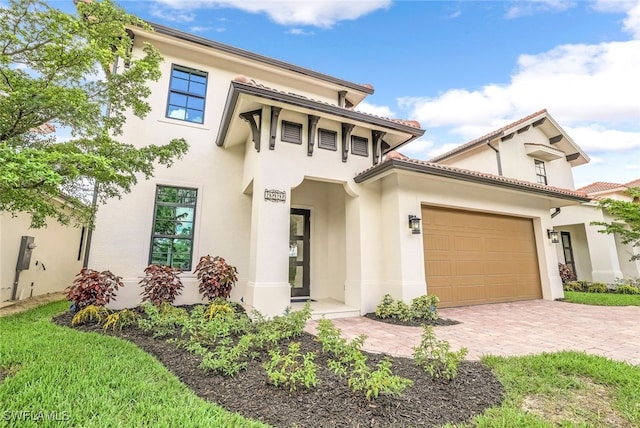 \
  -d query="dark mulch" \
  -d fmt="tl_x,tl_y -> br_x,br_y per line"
53,311 -> 503,428
363,313 -> 461,327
